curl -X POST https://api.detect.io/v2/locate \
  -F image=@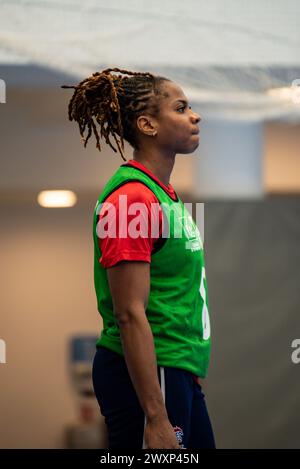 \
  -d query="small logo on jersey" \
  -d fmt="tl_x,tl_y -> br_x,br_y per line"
178,215 -> 202,252
173,426 -> 185,448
